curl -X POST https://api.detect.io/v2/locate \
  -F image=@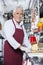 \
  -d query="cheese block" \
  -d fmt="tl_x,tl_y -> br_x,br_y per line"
32,44 -> 38,51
